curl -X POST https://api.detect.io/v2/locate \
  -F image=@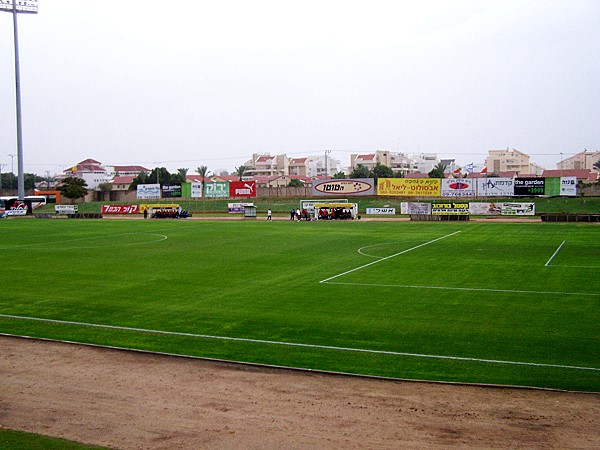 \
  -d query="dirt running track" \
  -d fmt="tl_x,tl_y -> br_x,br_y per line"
1,335 -> 598,449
